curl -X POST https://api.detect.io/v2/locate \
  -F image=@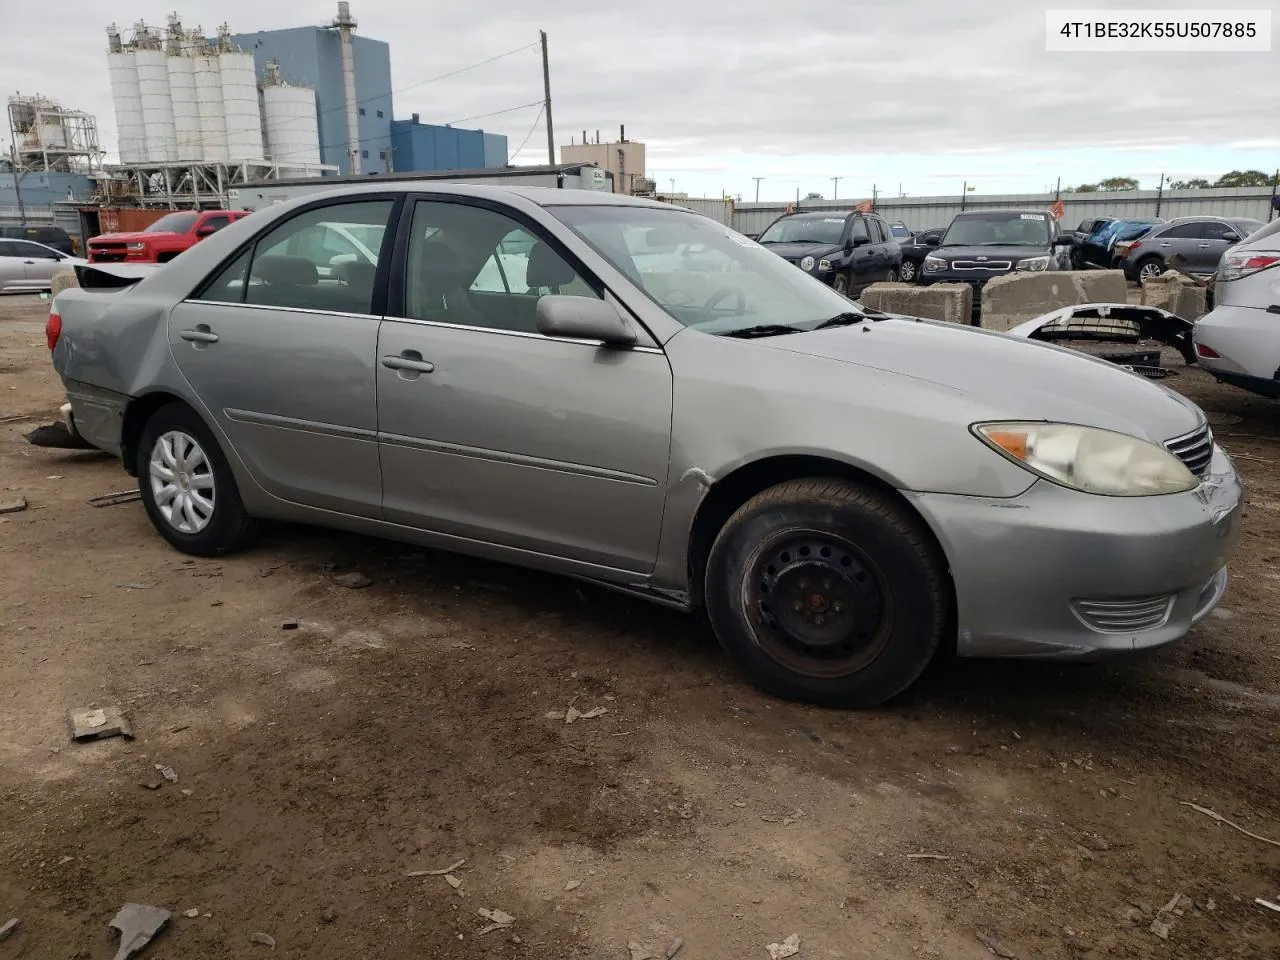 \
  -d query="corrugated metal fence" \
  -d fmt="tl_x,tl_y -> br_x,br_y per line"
672,187 -> 1277,236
